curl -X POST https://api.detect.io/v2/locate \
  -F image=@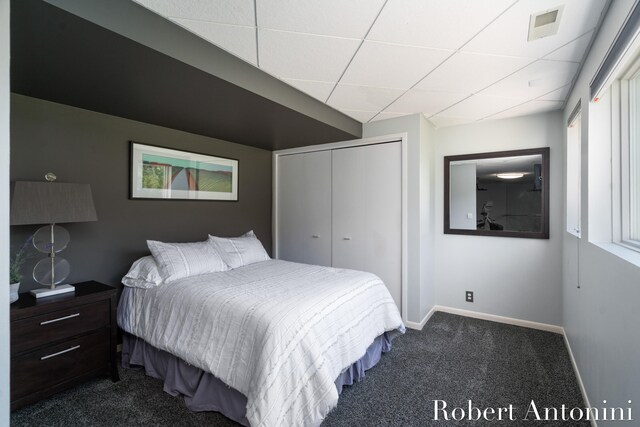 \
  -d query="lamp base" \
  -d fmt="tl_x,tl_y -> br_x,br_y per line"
30,284 -> 75,299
